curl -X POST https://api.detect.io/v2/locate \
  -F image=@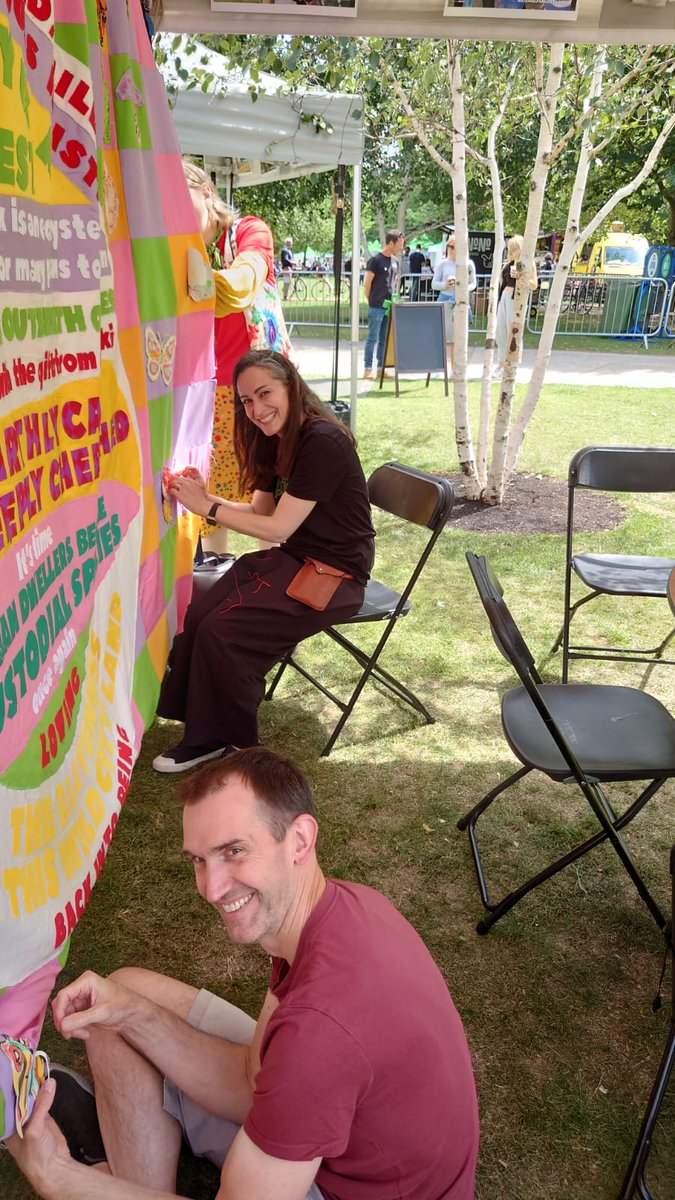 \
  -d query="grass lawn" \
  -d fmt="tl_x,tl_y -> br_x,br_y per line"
2,381 -> 674,1200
